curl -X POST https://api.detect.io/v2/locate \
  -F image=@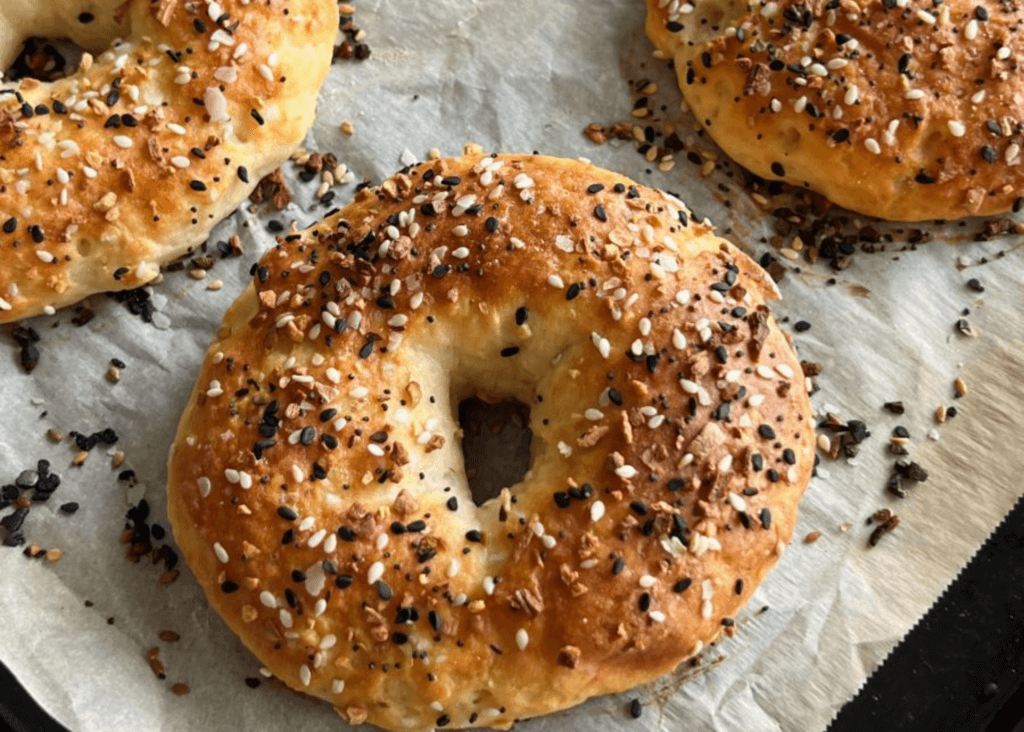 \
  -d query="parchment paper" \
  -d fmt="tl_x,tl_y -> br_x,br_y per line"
2,1 -> 1023,731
